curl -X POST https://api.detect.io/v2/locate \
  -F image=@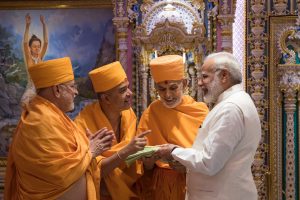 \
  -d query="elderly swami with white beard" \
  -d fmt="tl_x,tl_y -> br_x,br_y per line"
157,52 -> 261,200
